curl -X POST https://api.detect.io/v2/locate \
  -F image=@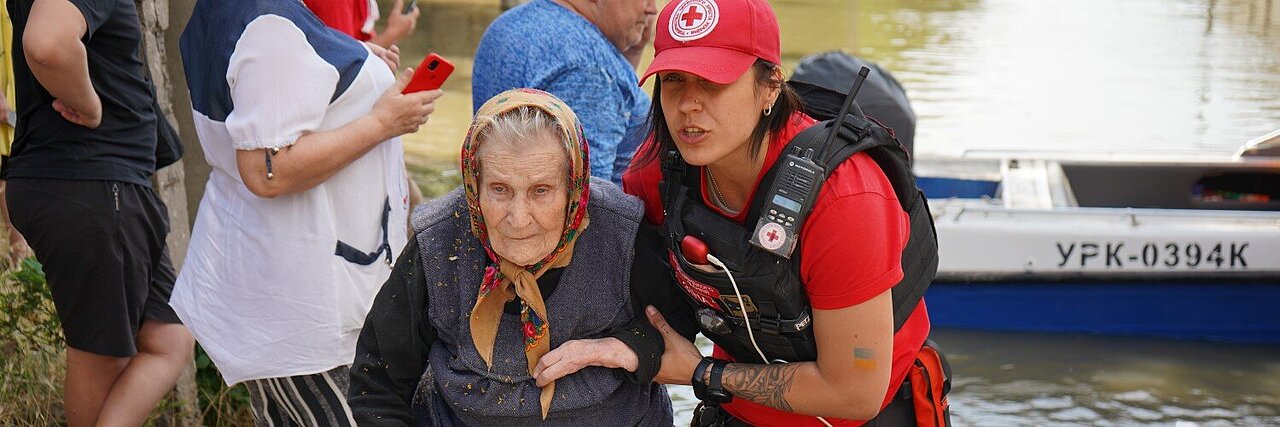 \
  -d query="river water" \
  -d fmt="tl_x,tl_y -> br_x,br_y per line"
388,0 -> 1280,424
